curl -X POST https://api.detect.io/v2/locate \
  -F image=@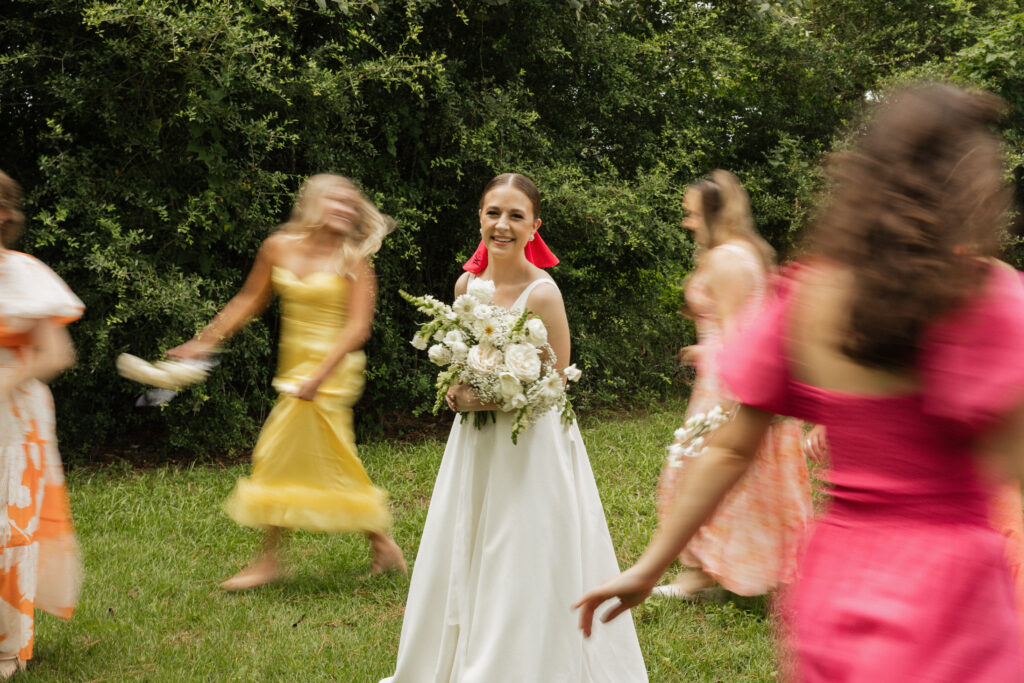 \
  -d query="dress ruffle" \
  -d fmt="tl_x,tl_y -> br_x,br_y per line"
0,252 -> 83,330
